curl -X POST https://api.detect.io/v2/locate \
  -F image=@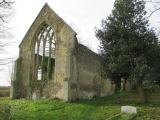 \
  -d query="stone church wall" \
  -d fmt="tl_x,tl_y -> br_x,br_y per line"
11,3 -> 114,101
70,44 -> 114,100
